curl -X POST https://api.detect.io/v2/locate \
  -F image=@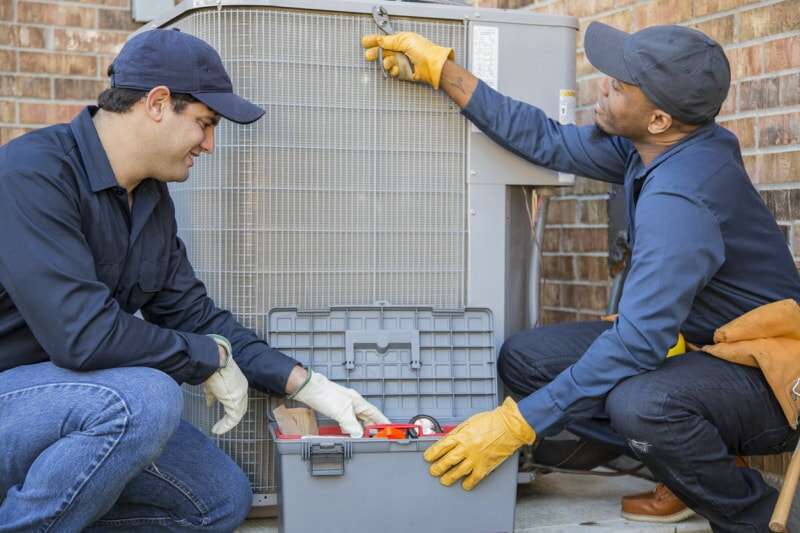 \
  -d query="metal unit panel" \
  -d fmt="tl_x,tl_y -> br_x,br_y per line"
467,19 -> 578,186
165,6 -> 467,497
144,0 -> 578,33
